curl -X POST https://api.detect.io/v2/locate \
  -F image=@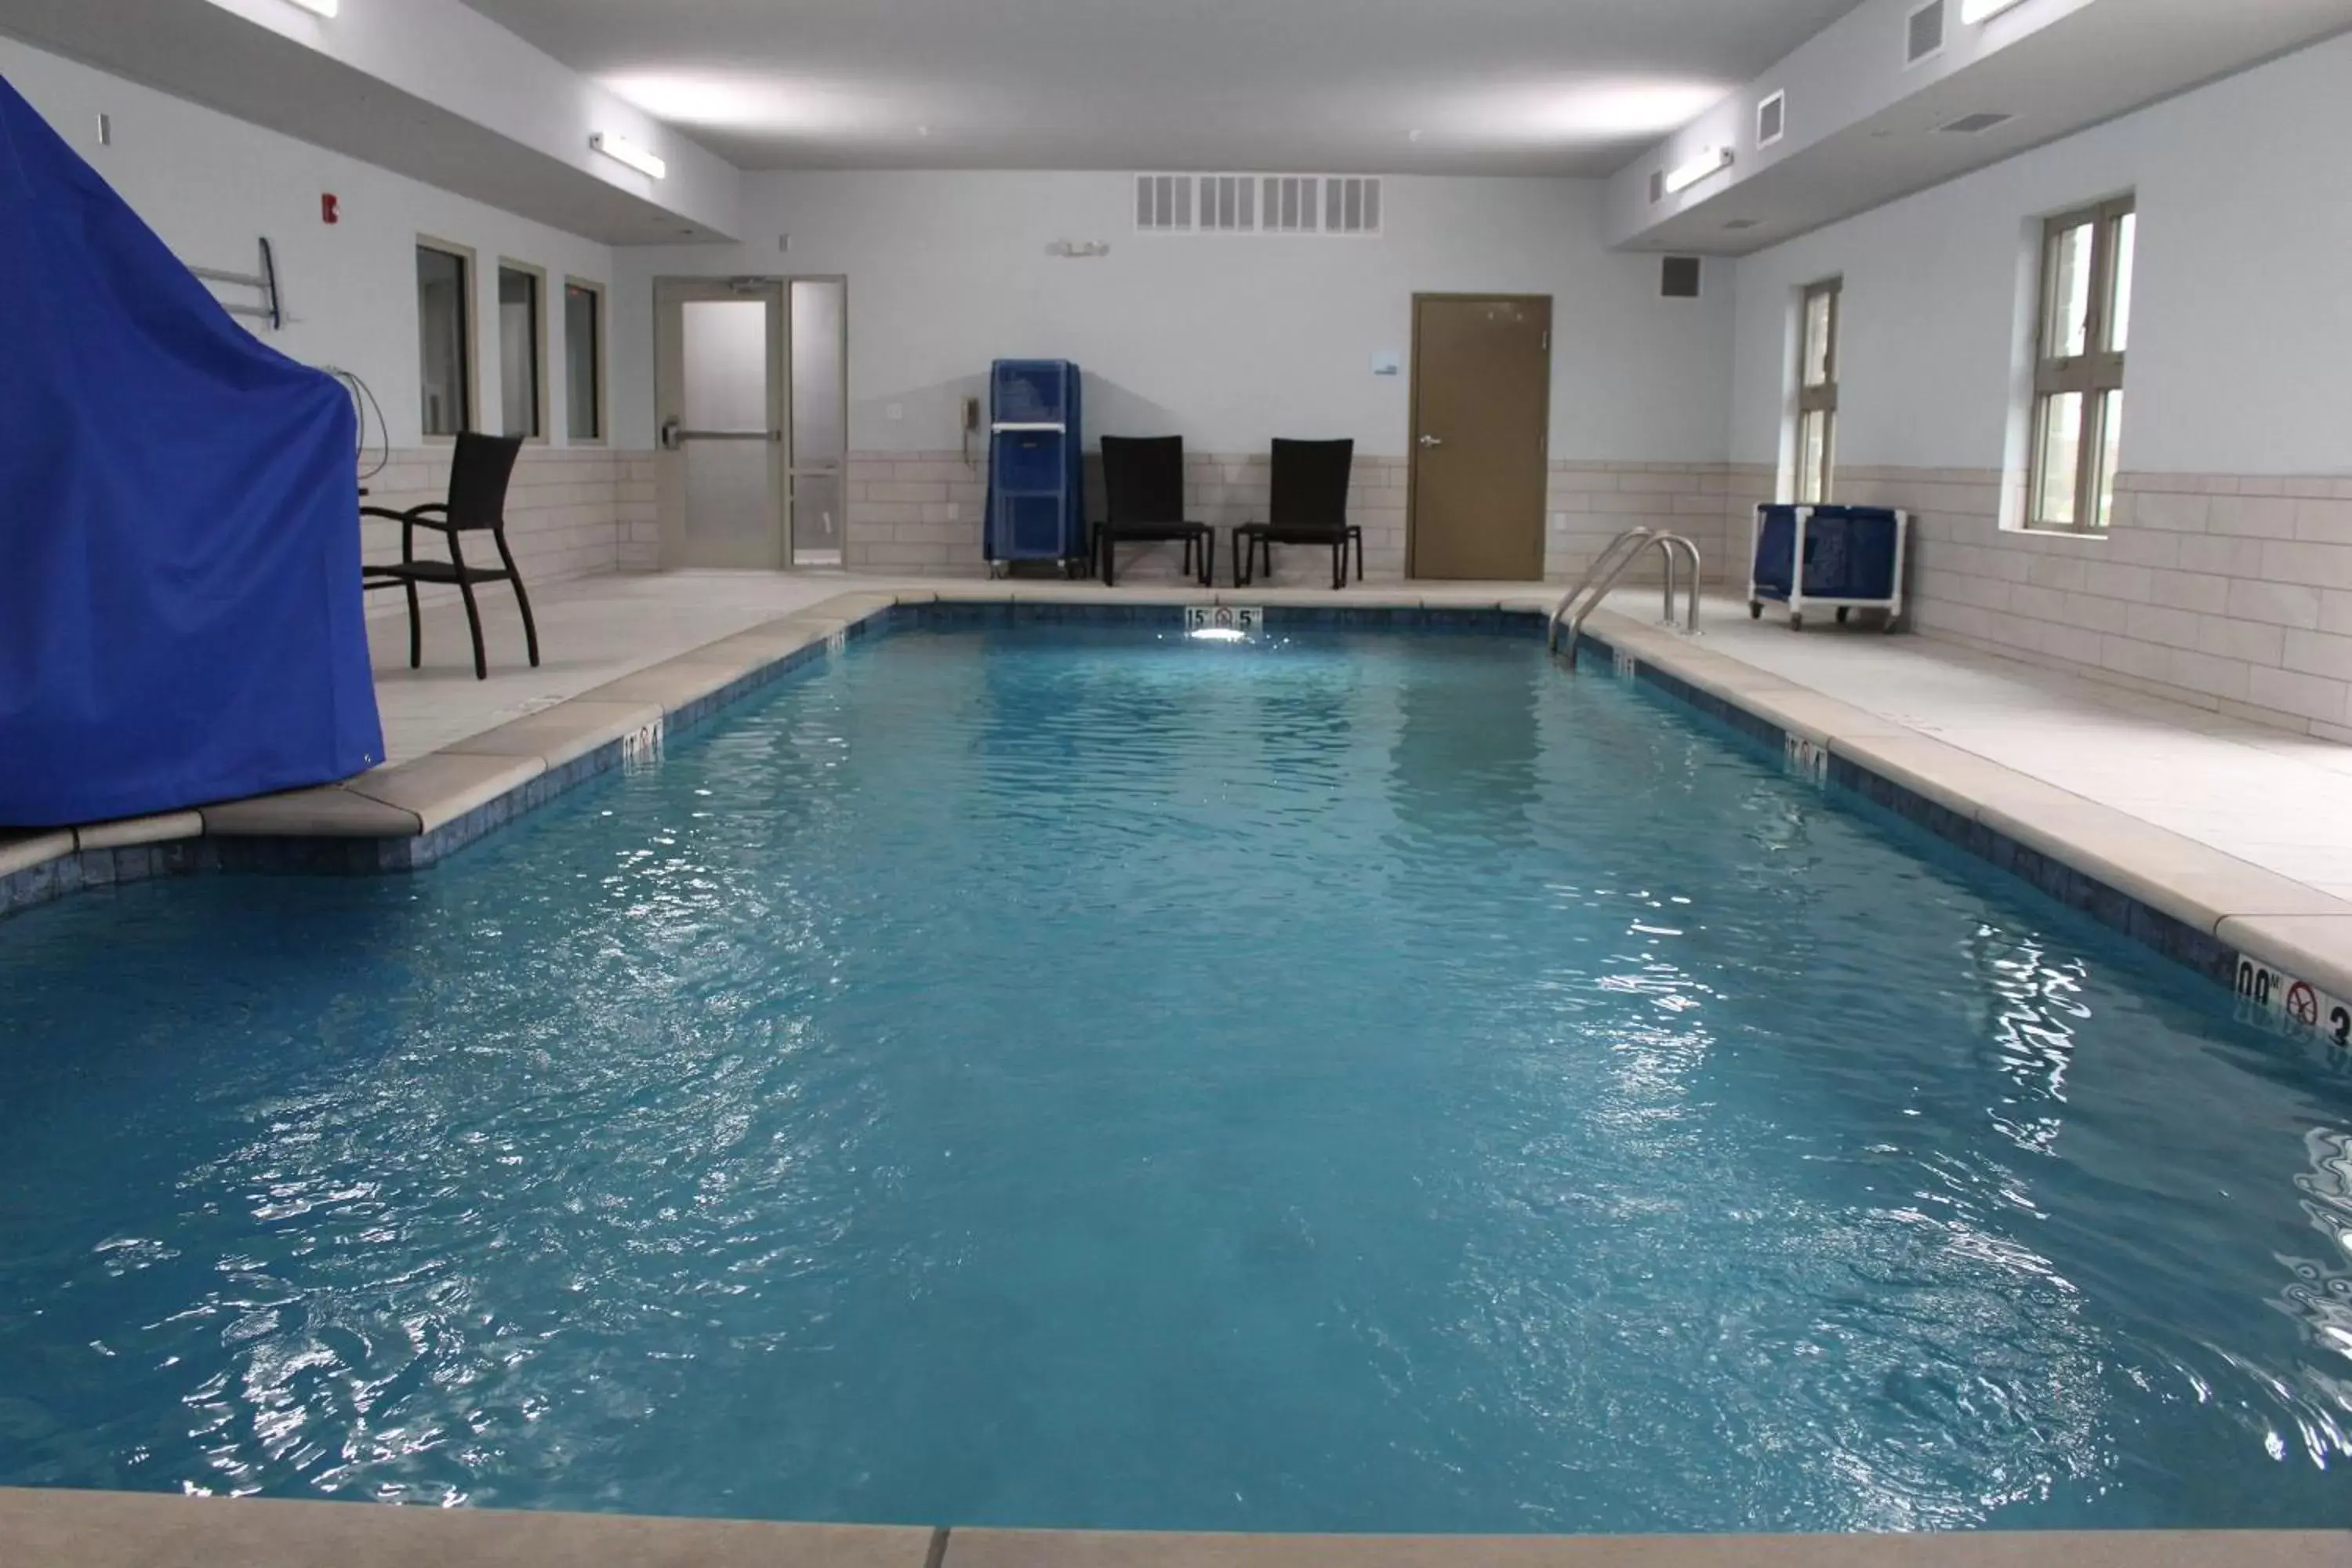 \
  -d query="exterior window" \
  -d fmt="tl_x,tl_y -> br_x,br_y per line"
1796,278 -> 1840,504
498,263 -> 546,440
565,280 -> 604,442
416,243 -> 472,437
2027,197 -> 2133,531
